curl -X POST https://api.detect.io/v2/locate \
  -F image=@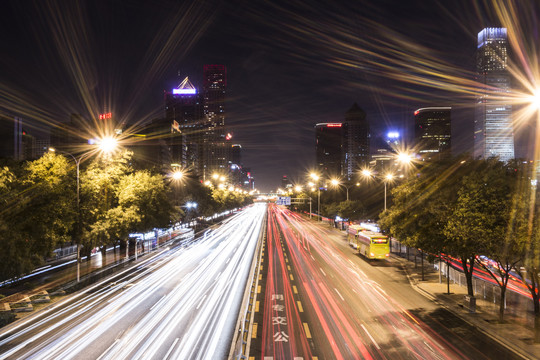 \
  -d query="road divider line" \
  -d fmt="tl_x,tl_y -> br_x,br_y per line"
163,338 -> 179,360
334,288 -> 344,301
293,285 -> 298,294
361,324 -> 381,350
252,323 -> 258,338
255,301 -> 259,312
97,339 -> 119,360
311,254 -> 315,261
196,294 -> 207,310
320,268 -> 326,276
303,323 -> 312,338
290,274 -> 294,281
297,301 -> 304,312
